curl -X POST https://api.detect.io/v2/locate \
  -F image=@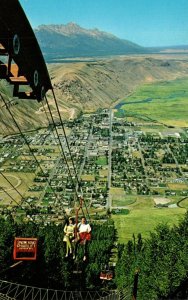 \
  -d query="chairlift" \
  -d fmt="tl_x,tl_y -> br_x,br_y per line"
100,270 -> 113,281
100,264 -> 113,281
67,196 -> 91,262
75,196 -> 92,244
